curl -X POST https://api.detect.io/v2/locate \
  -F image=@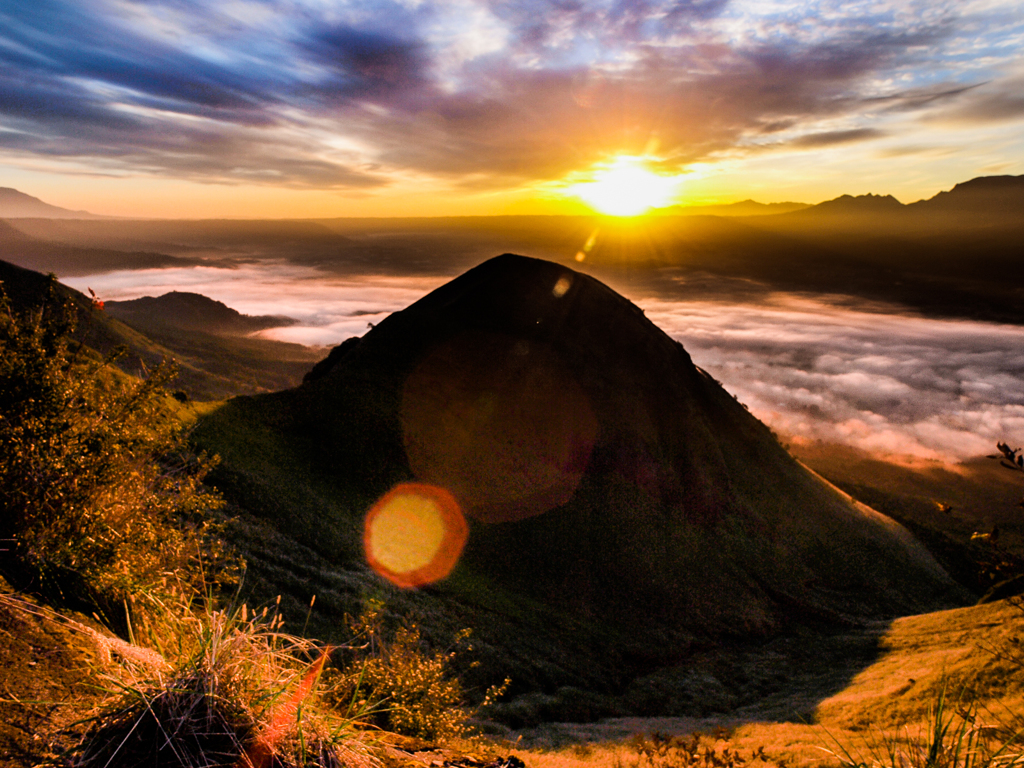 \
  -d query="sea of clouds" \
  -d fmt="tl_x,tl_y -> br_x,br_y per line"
68,264 -> 1024,464
642,294 -> 1024,462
